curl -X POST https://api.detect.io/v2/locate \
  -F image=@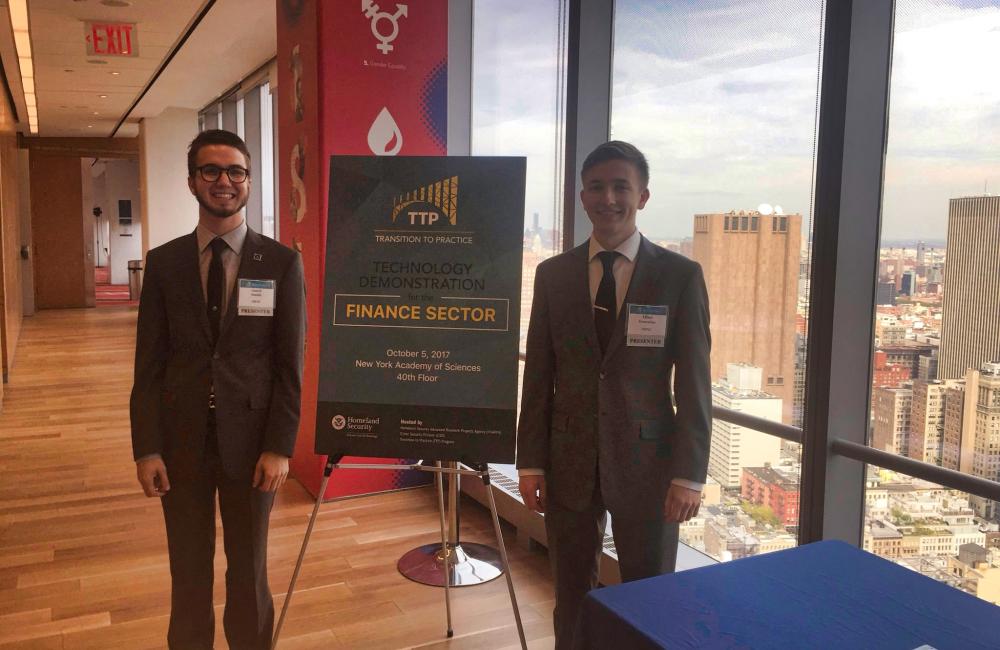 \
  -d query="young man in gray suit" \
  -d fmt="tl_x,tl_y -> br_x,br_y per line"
131,130 -> 306,649
517,141 -> 712,649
